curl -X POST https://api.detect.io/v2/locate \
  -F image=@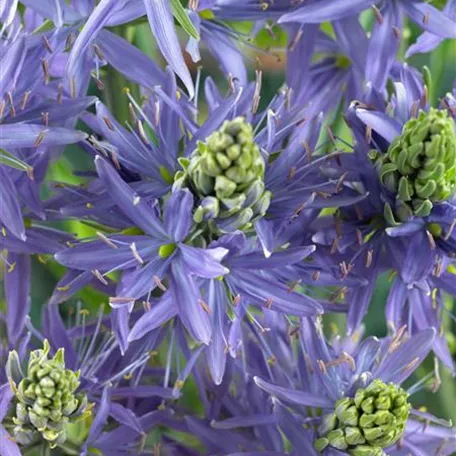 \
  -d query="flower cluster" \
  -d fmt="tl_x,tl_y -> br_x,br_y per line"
1,1 -> 455,455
